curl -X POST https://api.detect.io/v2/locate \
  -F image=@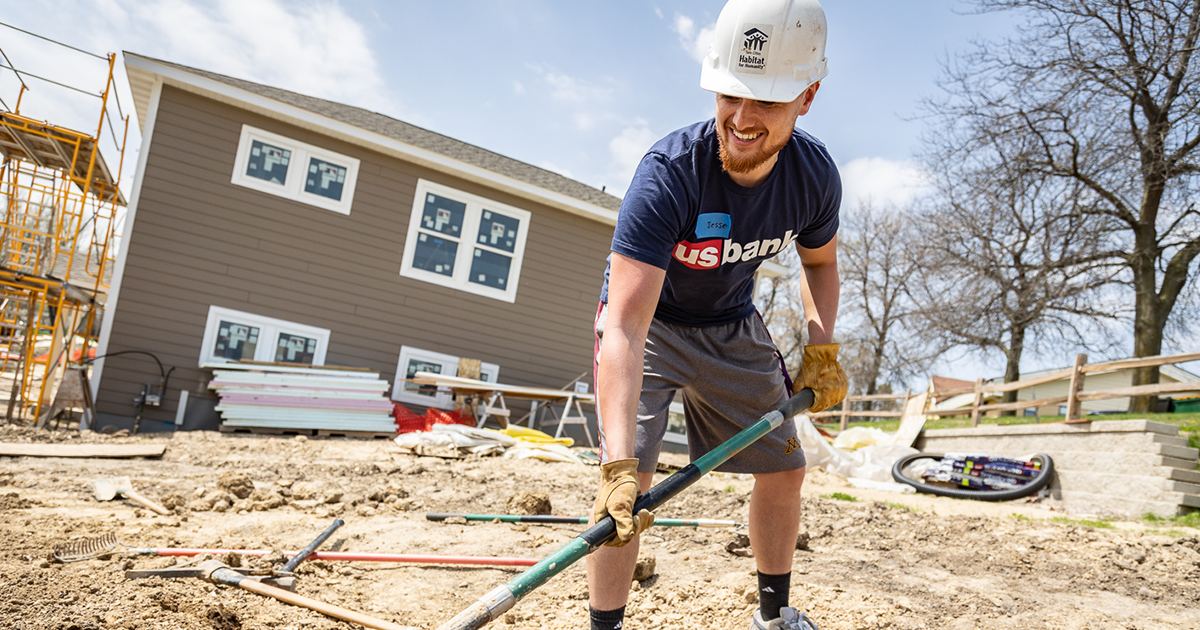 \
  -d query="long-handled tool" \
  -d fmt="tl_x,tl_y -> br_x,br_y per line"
91,476 -> 171,515
437,388 -> 814,630
126,547 -> 540,567
426,513 -> 740,528
125,519 -> 413,630
280,518 -> 343,573
128,559 -> 413,630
